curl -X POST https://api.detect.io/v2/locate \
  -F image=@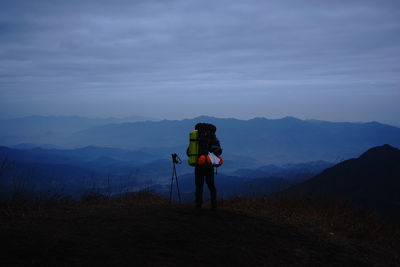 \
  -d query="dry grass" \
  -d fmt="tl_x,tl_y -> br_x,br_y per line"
0,190 -> 168,220
222,196 -> 400,249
